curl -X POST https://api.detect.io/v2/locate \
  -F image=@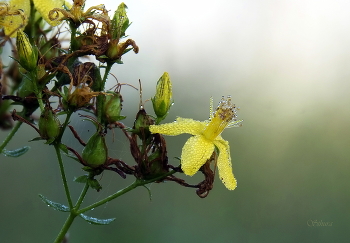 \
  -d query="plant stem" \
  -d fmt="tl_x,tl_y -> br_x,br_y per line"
78,170 -> 176,214
53,111 -> 74,208
96,63 -> 113,123
54,144 -> 73,209
29,71 -> 44,112
53,212 -> 76,243
54,170 -> 176,242
59,111 -> 73,141
74,181 -> 89,209
0,121 -> 22,153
